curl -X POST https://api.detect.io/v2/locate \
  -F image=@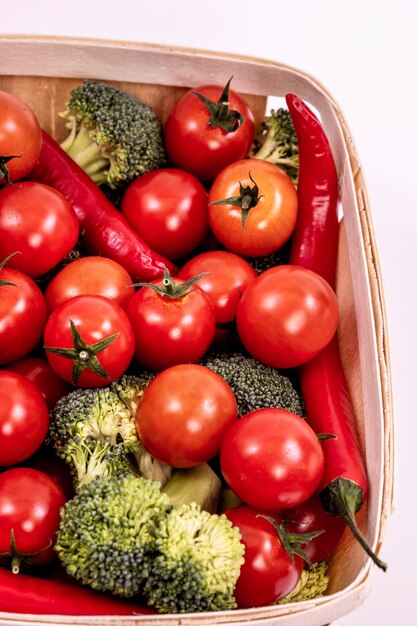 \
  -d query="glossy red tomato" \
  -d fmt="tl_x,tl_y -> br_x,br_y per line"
127,274 -> 216,371
5,357 -> 71,410
44,295 -> 134,388
178,251 -> 257,324
208,159 -> 297,257
220,408 -> 325,511
0,372 -> 49,467
0,468 -> 66,570
283,493 -> 346,562
45,256 -> 135,313
136,364 -> 238,468
236,265 -> 339,368
0,182 -> 79,278
224,507 -> 303,607
0,91 -> 42,185
121,169 -> 209,261
164,82 -> 255,181
0,265 -> 47,365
